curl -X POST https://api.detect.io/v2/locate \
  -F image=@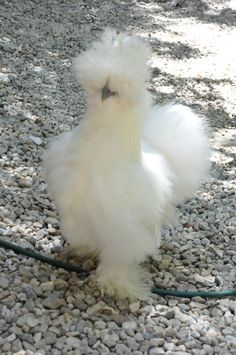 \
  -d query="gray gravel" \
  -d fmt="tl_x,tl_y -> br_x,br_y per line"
0,0 -> 236,354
